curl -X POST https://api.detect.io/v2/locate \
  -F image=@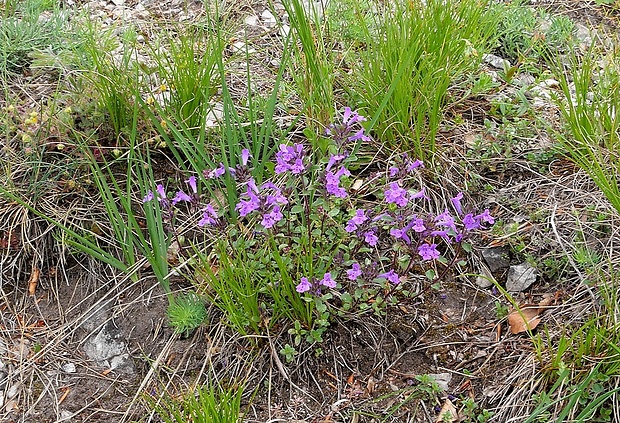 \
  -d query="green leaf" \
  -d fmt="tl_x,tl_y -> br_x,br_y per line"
425,269 -> 436,280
